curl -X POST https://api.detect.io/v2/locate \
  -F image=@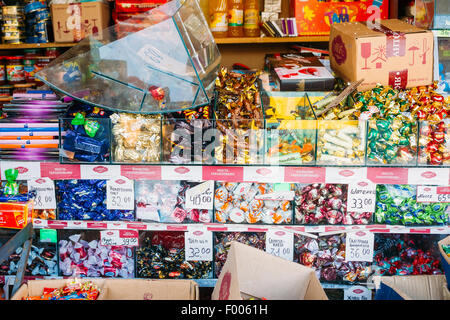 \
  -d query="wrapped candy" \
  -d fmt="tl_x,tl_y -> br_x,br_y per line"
58,231 -> 134,278
32,209 -> 56,220
375,185 -> 449,225
56,180 -> 134,221
111,112 -> 161,163
418,119 -> 450,166
23,280 -> 100,300
135,180 -> 212,223
136,231 -> 212,279
294,233 -> 371,283
214,182 -> 293,224
214,232 -> 266,278
3,168 -> 19,196
373,234 -> 443,276
443,245 -> 450,258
